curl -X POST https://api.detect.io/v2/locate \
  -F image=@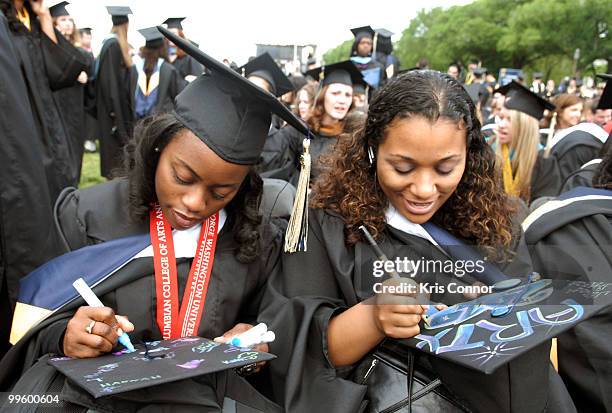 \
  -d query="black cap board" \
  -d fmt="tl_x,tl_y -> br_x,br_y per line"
596,74 -> 612,110
163,17 -> 186,30
106,5 -> 132,26
49,1 -> 69,17
375,28 -> 394,38
306,60 -> 366,88
350,25 -> 375,38
473,67 -> 487,77
495,80 -> 555,120
533,72 -> 543,79
239,53 -> 293,97
138,27 -> 164,49
79,27 -> 92,35
157,26 -> 308,165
